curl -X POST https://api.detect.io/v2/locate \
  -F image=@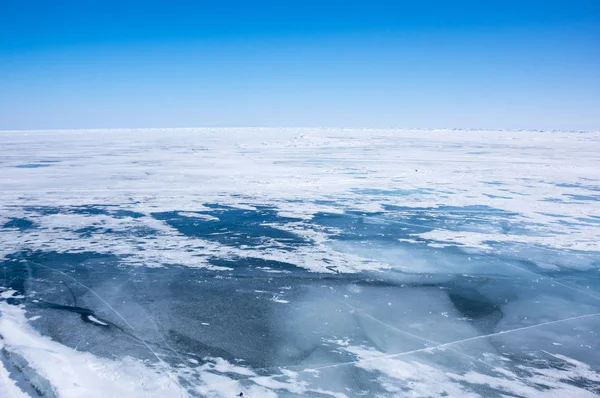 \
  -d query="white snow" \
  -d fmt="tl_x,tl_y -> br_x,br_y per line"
87,315 -> 108,326
0,289 -> 20,299
341,342 -> 600,397
0,303 -> 189,398
0,361 -> 29,398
